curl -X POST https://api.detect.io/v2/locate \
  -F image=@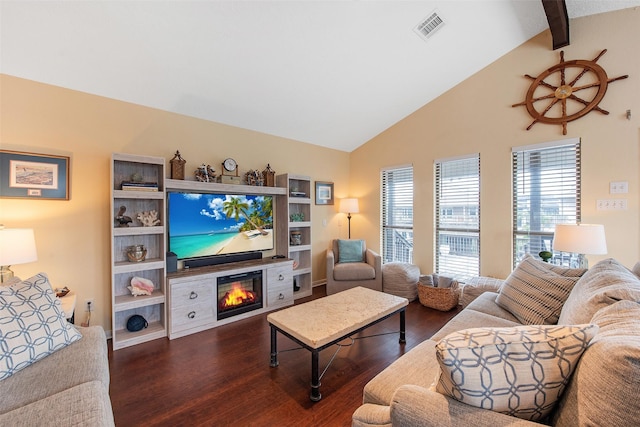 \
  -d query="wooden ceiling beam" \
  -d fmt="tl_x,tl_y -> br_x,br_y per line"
542,0 -> 570,50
